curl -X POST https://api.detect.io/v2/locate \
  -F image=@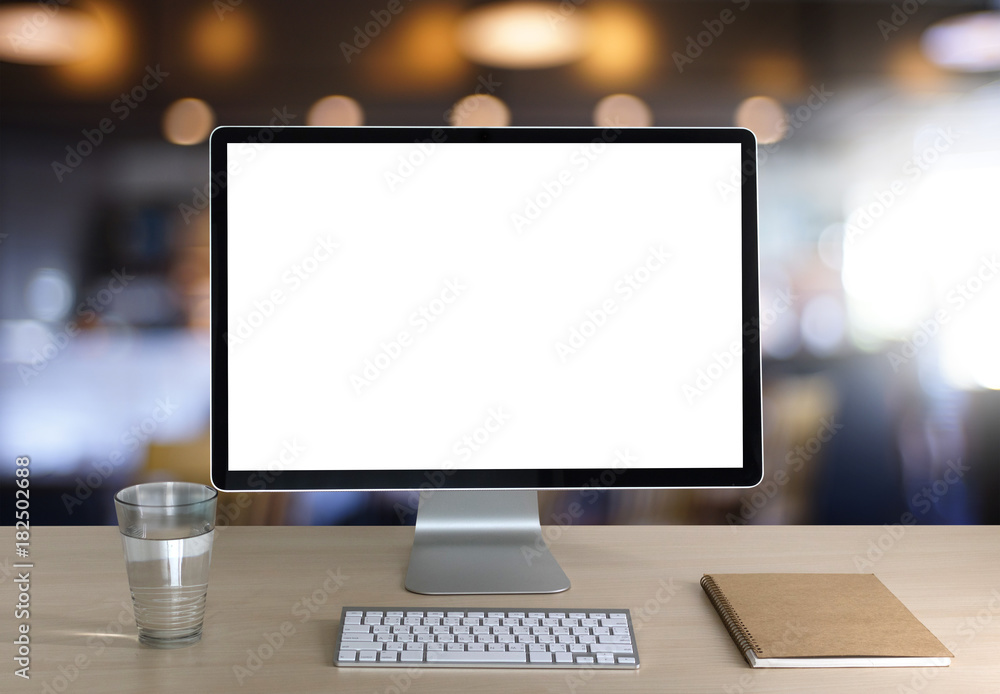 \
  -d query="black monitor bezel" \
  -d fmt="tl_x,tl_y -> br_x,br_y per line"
210,126 -> 762,491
